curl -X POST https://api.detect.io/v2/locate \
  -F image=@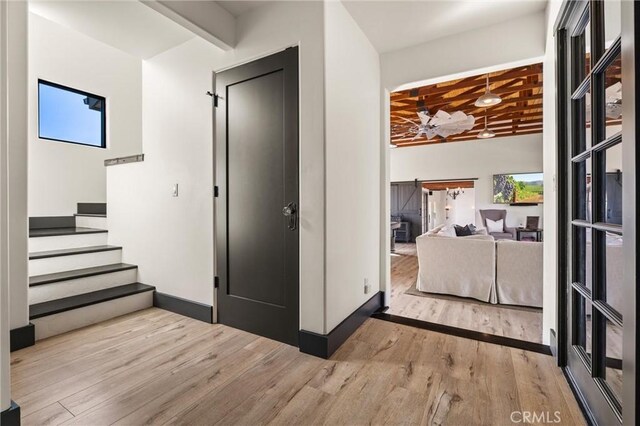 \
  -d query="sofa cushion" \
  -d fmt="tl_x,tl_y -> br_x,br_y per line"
496,240 -> 543,307
416,234 -> 497,303
489,232 -> 514,240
